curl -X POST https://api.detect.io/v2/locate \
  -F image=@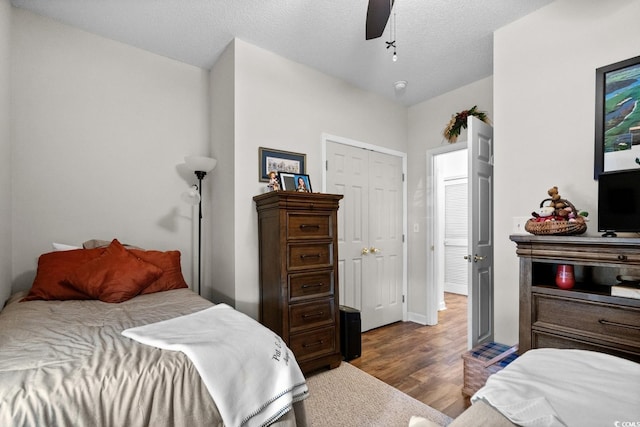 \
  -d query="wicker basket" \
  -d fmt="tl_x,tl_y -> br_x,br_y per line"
524,198 -> 587,236
462,343 -> 519,397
